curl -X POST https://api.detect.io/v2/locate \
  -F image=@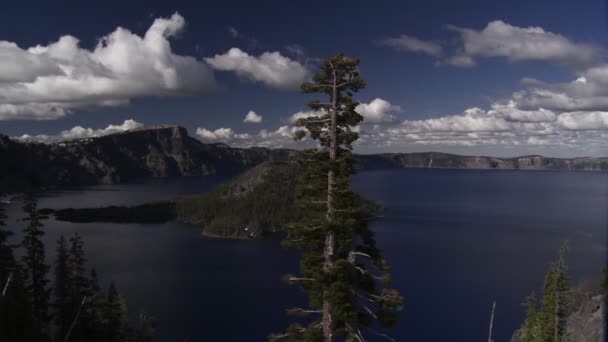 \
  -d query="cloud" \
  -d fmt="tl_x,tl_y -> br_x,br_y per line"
355,98 -> 403,123
199,97 -> 608,155
351,101 -> 608,155
379,34 -> 443,57
243,110 -> 263,123
14,119 -> 143,143
0,41 -> 64,82
513,65 -> 608,112
491,101 -> 556,122
285,44 -> 305,57
0,13 -> 217,120
446,20 -> 601,68
204,48 -> 310,90
442,55 -> 476,67
228,26 -> 239,38
401,107 -> 511,133
288,98 -> 402,124
196,125 -> 307,148
289,110 -> 325,124
557,111 -> 608,130
195,127 -> 250,141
